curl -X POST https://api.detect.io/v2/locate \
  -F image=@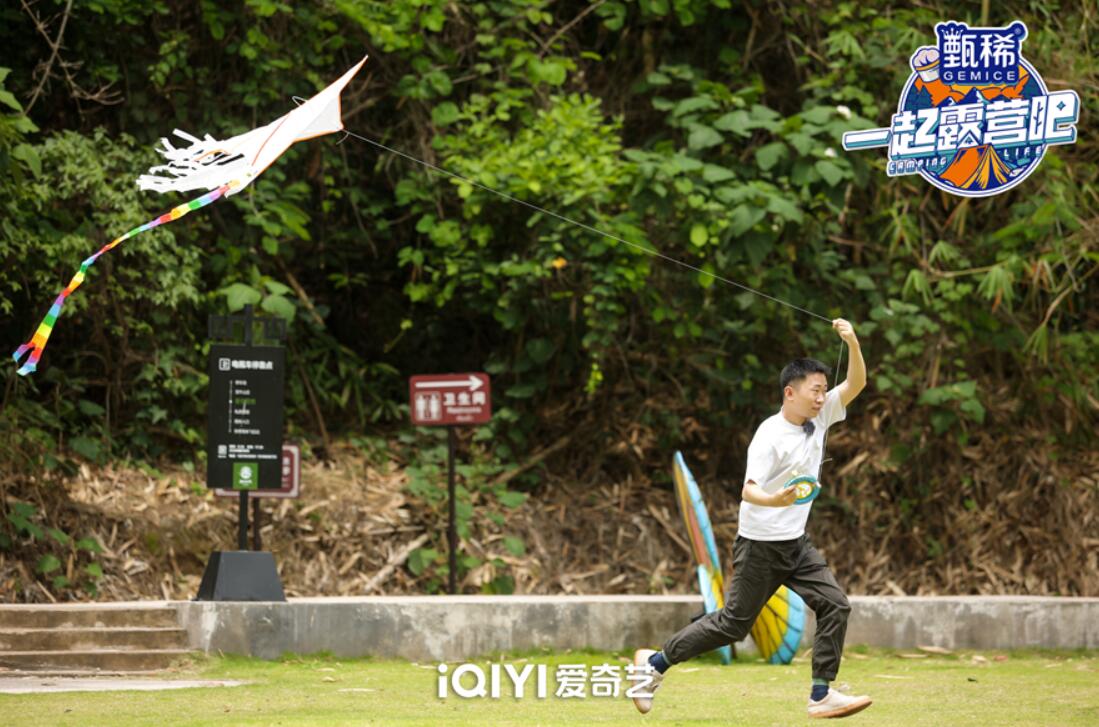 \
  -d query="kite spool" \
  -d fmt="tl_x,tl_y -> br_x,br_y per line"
786,474 -> 820,505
